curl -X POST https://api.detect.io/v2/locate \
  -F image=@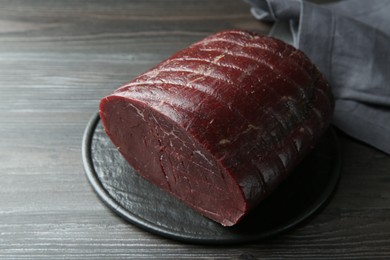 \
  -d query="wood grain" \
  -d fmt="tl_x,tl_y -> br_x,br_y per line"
0,0 -> 389,259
